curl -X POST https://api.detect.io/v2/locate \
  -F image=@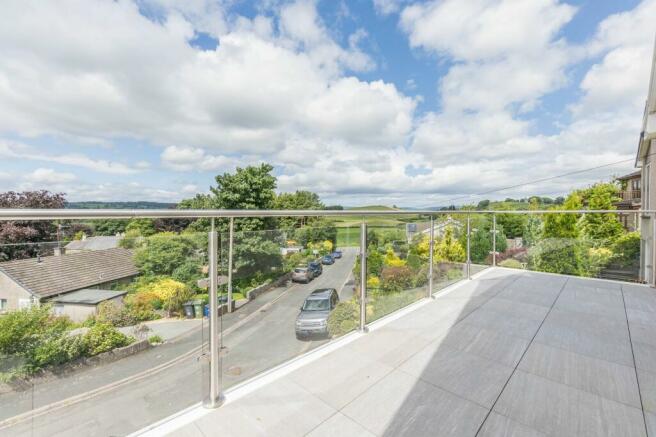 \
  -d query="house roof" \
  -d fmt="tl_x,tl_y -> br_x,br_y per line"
0,248 -> 139,299
50,288 -> 128,305
65,236 -> 121,251
616,170 -> 641,181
